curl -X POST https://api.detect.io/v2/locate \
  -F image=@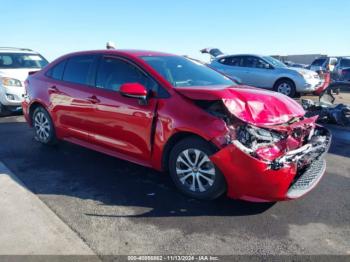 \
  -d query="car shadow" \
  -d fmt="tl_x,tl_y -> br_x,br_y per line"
1,117 -> 349,240
0,116 -> 275,219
